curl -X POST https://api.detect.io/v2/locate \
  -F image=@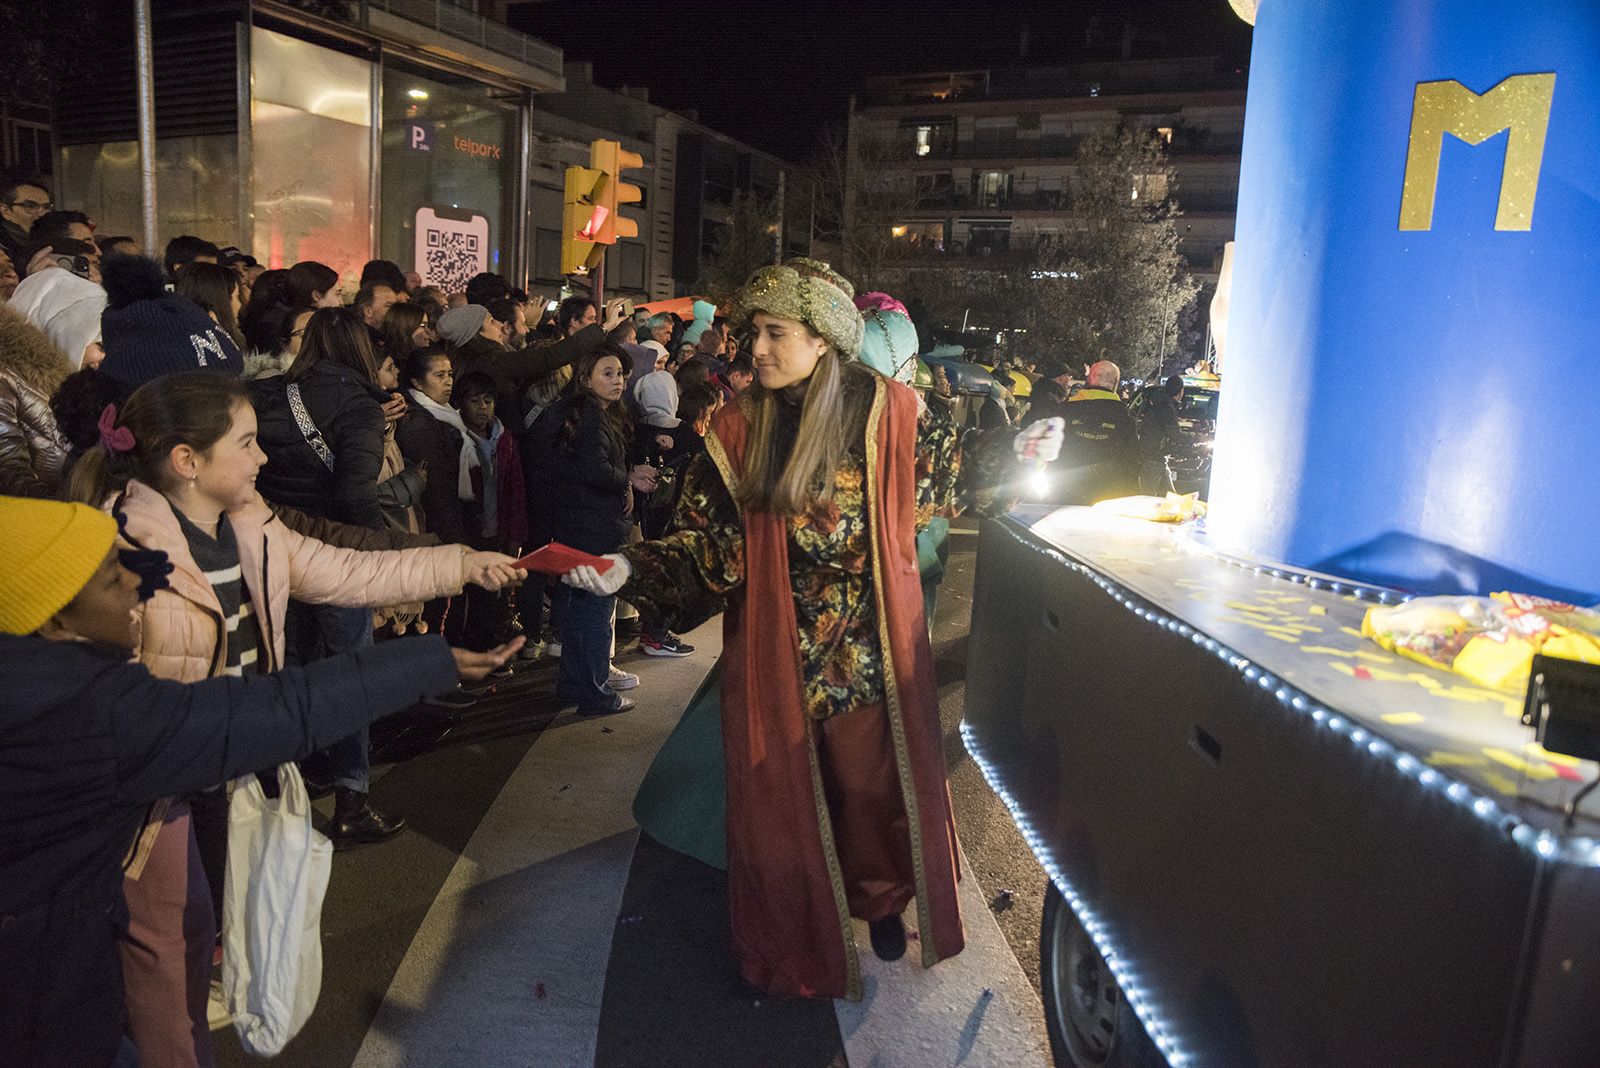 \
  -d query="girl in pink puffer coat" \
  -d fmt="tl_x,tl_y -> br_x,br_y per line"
68,372 -> 522,1068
